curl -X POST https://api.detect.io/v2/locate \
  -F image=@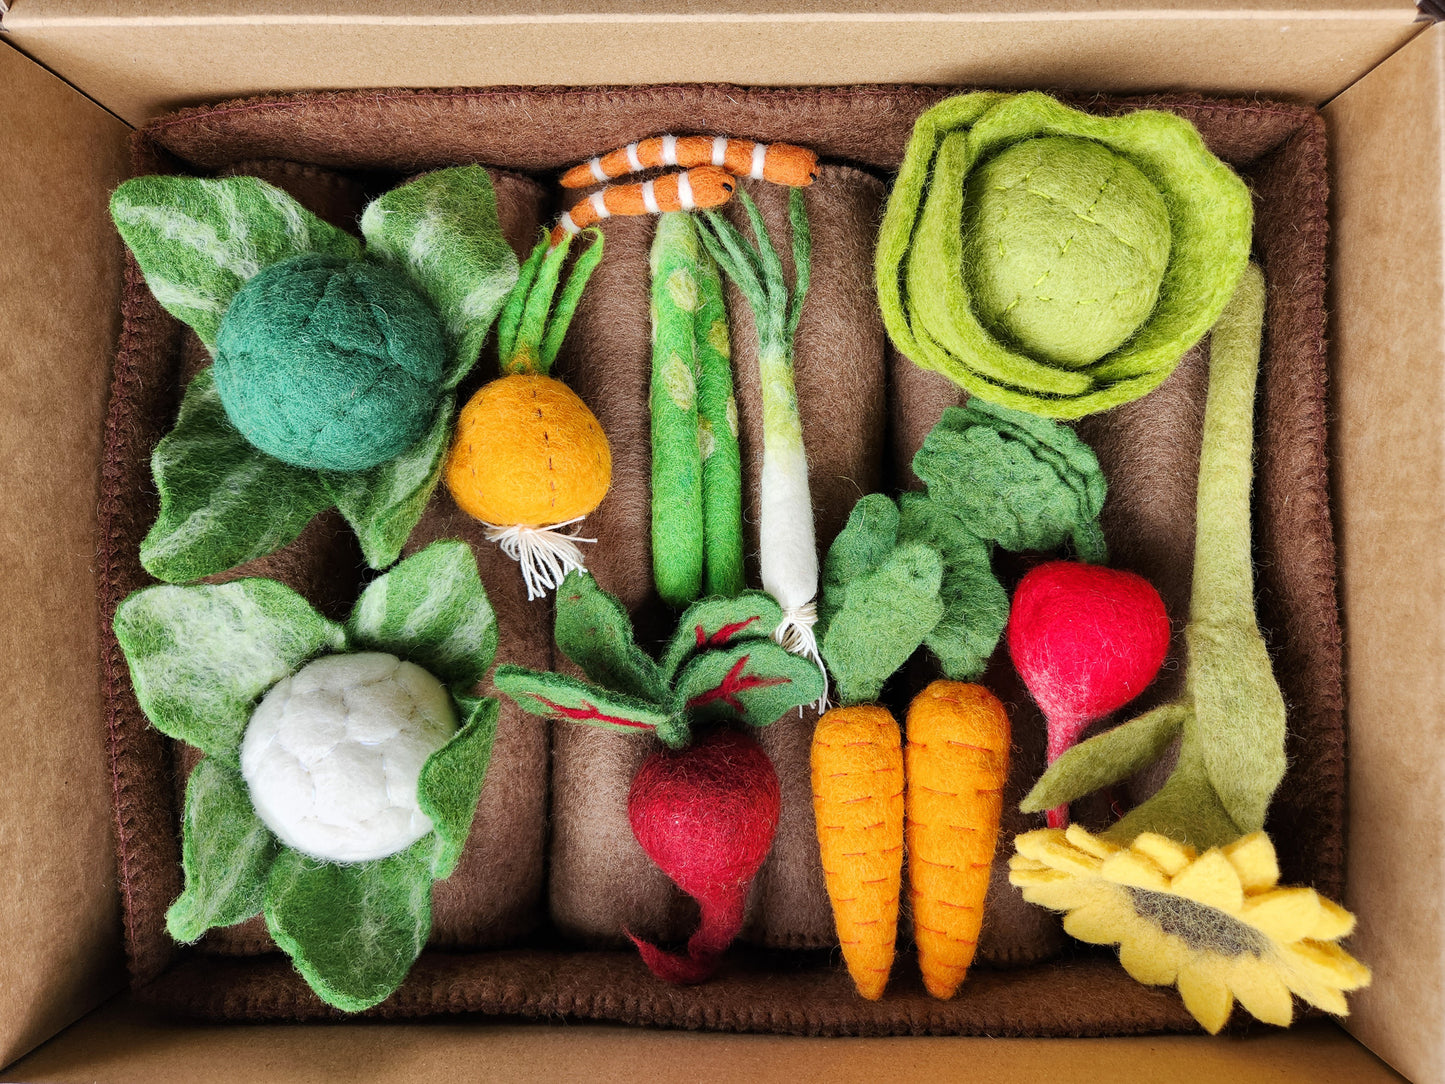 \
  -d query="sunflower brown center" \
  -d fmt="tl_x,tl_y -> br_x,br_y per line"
1127,887 -> 1266,957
